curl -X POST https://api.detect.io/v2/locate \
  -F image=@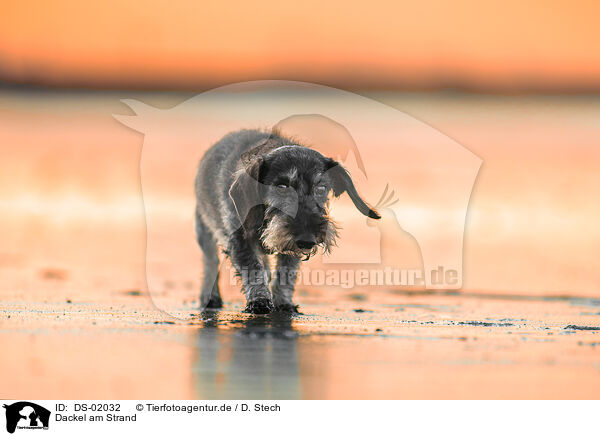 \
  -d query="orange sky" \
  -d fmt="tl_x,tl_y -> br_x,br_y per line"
1,0 -> 600,89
